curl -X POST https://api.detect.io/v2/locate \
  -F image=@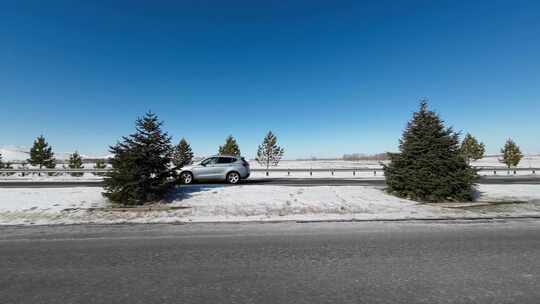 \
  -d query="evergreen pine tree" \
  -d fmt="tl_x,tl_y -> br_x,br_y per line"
460,133 -> 485,164
28,135 -> 56,175
256,131 -> 284,175
500,138 -> 523,168
173,138 -> 194,168
93,159 -> 107,176
103,112 -> 175,206
383,100 -> 477,202
218,135 -> 241,156
2,162 -> 14,176
68,151 -> 84,177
